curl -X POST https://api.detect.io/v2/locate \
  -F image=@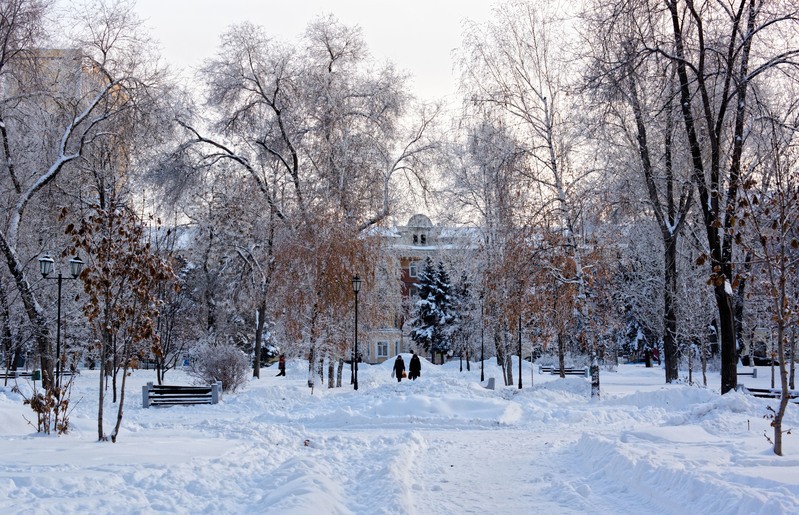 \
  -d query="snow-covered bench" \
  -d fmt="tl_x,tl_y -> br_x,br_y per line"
550,367 -> 589,378
538,365 -> 589,377
0,370 -> 78,381
0,370 -> 32,379
737,384 -> 799,403
737,368 -> 758,378
142,381 -> 222,408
